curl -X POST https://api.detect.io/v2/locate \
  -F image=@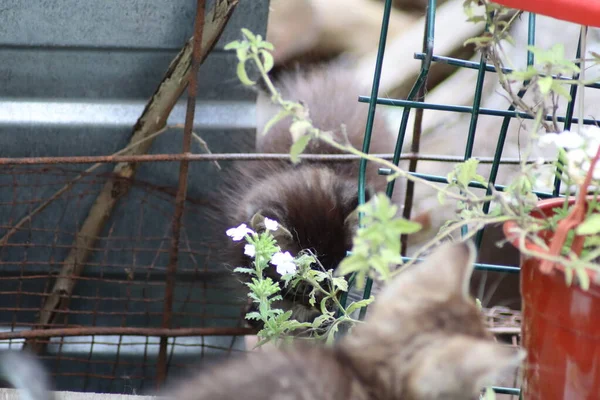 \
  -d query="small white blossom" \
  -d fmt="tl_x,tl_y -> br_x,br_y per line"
538,127 -> 600,183
244,244 -> 256,258
577,125 -> 600,141
264,217 -> 279,231
226,223 -> 254,241
538,131 -> 585,150
270,251 -> 297,275
535,157 -> 545,166
567,148 -> 587,165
